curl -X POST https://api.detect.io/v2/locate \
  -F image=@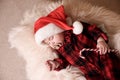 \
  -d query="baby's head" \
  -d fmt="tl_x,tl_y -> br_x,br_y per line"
43,32 -> 64,49
34,5 -> 83,49
34,20 -> 71,49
